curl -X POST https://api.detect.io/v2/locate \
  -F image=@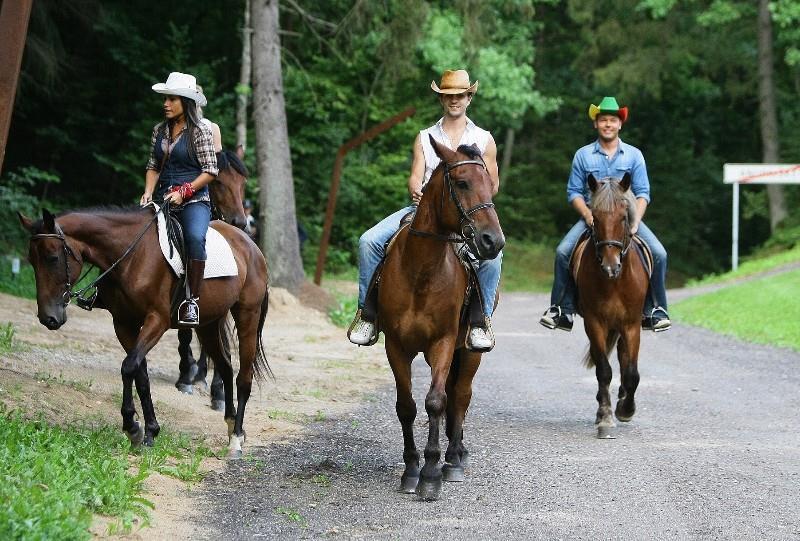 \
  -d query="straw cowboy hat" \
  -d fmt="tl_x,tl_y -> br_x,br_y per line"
431,69 -> 479,95
152,72 -> 207,107
588,96 -> 628,123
